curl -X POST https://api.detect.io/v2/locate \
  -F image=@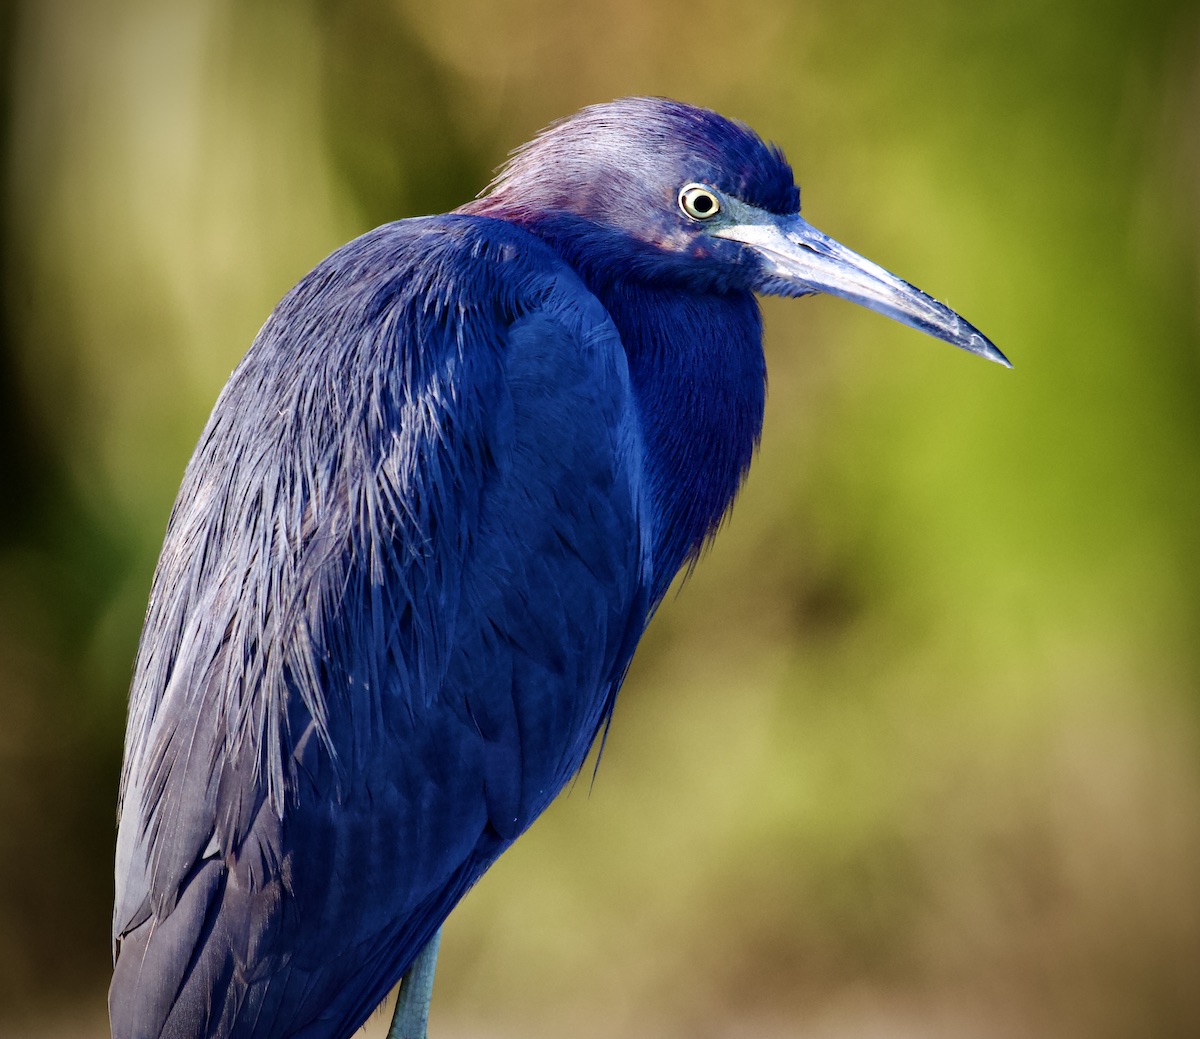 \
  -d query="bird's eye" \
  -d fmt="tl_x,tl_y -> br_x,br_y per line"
679,184 -> 721,220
